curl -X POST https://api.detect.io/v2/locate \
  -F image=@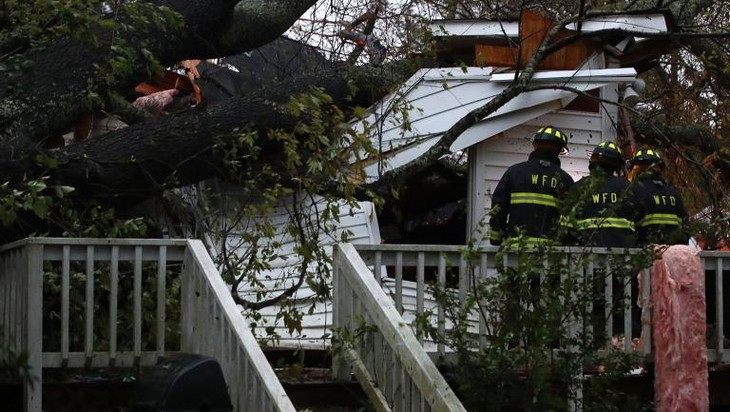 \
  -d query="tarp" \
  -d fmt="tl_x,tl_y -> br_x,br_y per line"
651,245 -> 709,412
